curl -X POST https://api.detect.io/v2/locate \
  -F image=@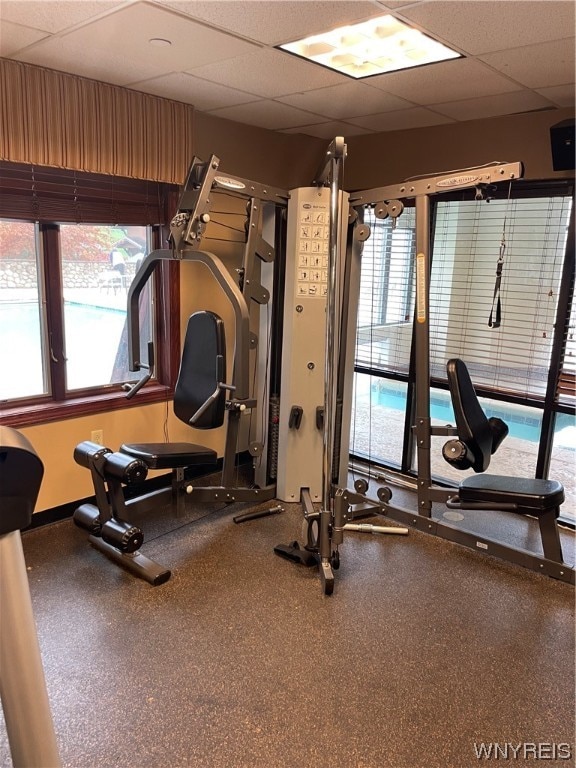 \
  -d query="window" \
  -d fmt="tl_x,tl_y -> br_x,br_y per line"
0,220 -> 46,399
351,183 -> 575,521
350,374 -> 408,468
60,224 -> 151,391
557,289 -> 576,408
430,195 -> 572,396
355,207 -> 416,373
0,163 -> 178,426
0,221 -> 152,398
352,208 -> 416,466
